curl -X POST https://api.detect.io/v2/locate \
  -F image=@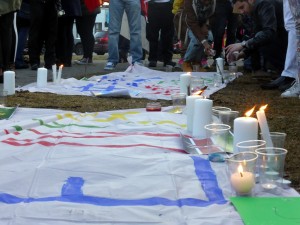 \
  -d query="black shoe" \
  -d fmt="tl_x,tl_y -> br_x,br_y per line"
261,76 -> 295,90
164,61 -> 176,67
31,64 -> 40,70
148,61 -> 157,67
